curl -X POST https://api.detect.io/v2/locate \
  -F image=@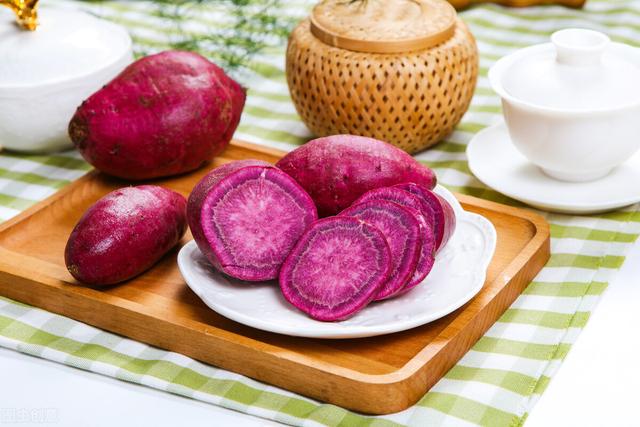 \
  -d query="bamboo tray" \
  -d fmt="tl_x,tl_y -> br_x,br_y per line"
0,140 -> 550,415
448,0 -> 585,8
